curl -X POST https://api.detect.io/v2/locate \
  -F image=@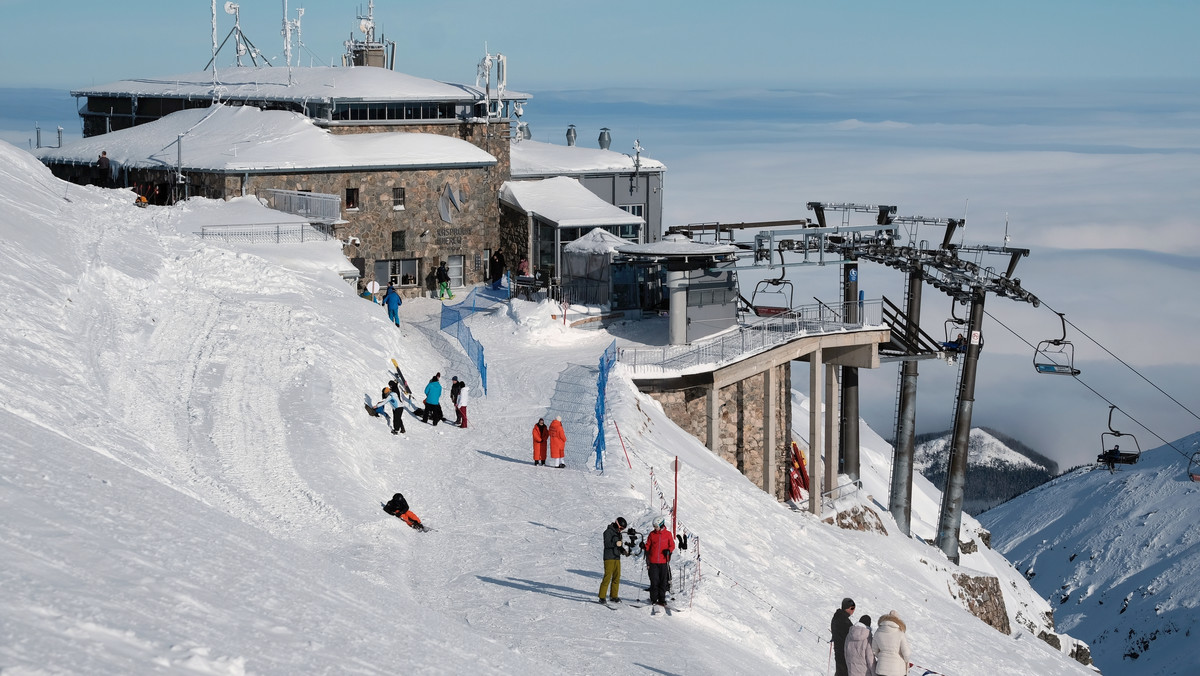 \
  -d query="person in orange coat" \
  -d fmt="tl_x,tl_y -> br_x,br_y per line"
548,416 -> 567,468
532,418 -> 549,466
